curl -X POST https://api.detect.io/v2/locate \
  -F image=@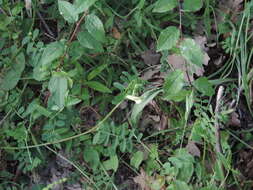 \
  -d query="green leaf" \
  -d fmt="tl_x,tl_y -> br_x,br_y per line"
179,38 -> 204,67
85,14 -> 106,43
153,0 -> 178,13
168,180 -> 190,190
193,77 -> 214,96
87,64 -> 107,80
163,70 -> 185,101
40,42 -> 65,66
77,31 -> 104,53
65,96 -> 81,107
131,89 -> 163,125
85,81 -> 112,93
74,0 -> 97,14
103,155 -> 119,172
183,0 -> 203,12
58,0 -> 78,23
83,146 -> 100,170
157,26 -> 180,52
0,53 -> 25,91
130,151 -> 144,169
33,41 -> 65,81
48,72 -> 68,110
169,149 -> 194,183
